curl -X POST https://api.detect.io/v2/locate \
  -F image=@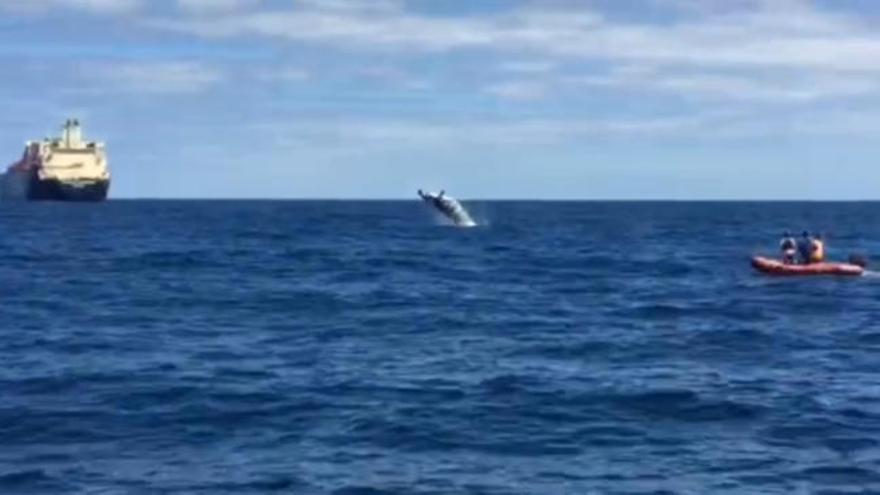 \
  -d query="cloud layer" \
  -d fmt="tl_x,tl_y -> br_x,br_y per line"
137,0 -> 880,116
